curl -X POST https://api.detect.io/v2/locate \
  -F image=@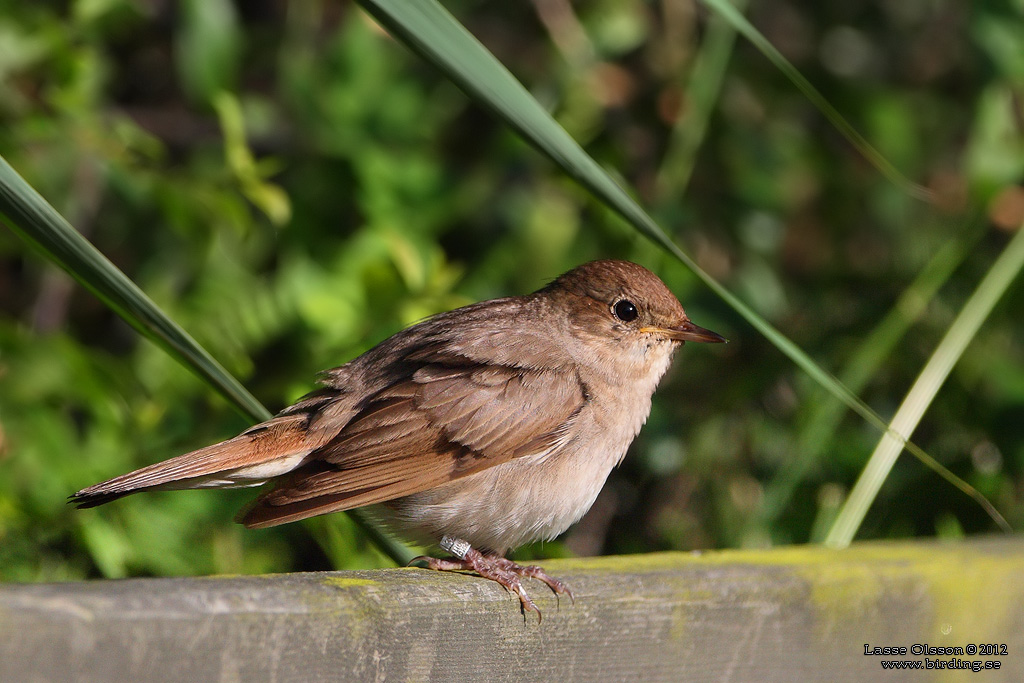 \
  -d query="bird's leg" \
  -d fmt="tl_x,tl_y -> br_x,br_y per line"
411,535 -> 573,620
